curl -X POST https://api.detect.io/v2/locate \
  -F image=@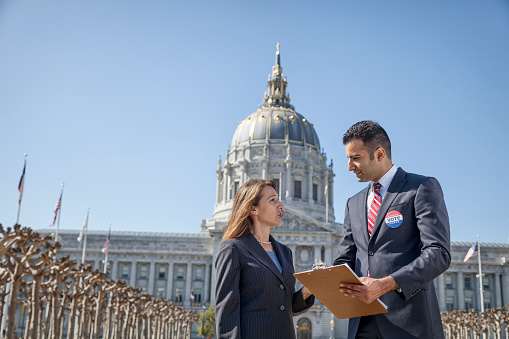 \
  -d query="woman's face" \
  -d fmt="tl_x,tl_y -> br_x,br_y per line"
252,186 -> 284,227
